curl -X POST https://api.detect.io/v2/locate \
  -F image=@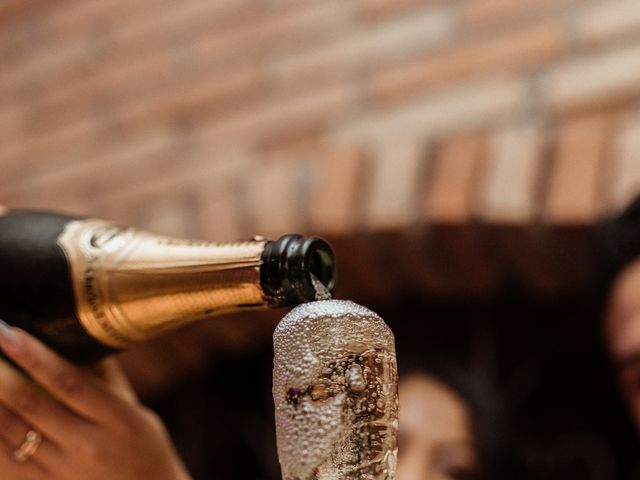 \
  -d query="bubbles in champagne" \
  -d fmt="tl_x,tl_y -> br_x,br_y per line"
273,300 -> 398,480
311,274 -> 332,300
